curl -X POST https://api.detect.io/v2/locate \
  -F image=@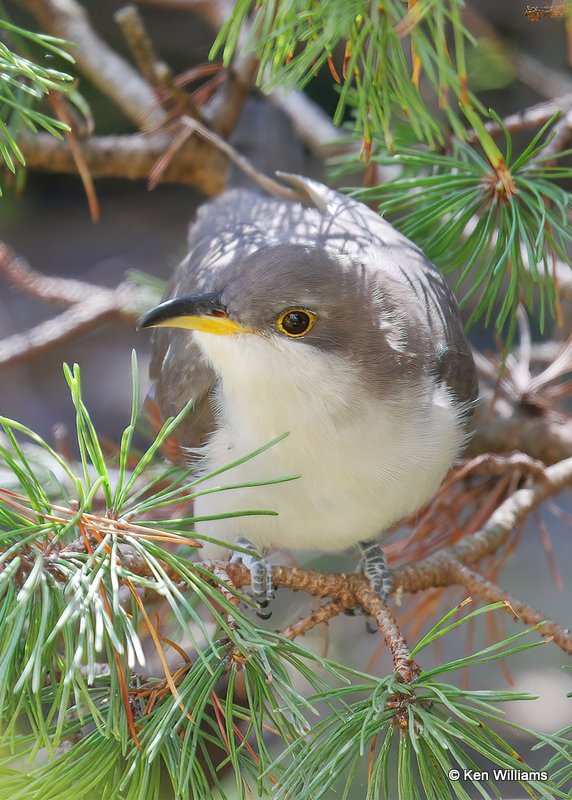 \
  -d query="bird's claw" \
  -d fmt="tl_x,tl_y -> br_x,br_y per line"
230,538 -> 274,618
359,540 -> 393,604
